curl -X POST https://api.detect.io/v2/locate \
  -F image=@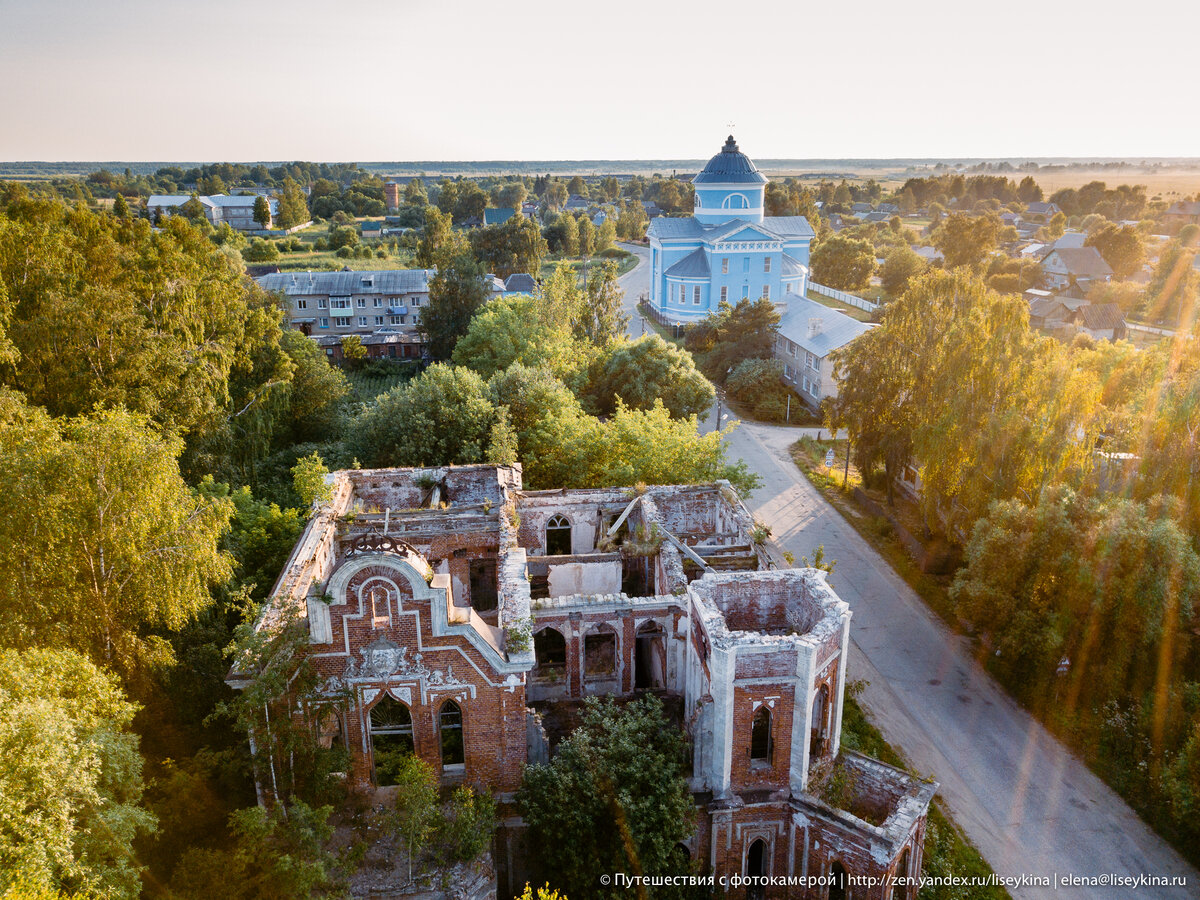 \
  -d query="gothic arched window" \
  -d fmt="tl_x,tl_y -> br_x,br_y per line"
545,514 -> 572,556
370,696 -> 414,786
